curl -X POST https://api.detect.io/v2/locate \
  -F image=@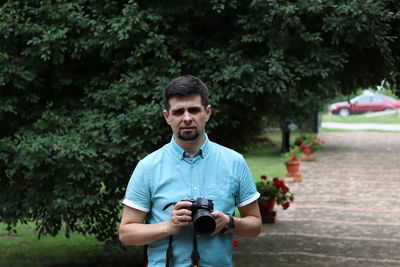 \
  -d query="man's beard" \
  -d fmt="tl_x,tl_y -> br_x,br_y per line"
178,130 -> 199,141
